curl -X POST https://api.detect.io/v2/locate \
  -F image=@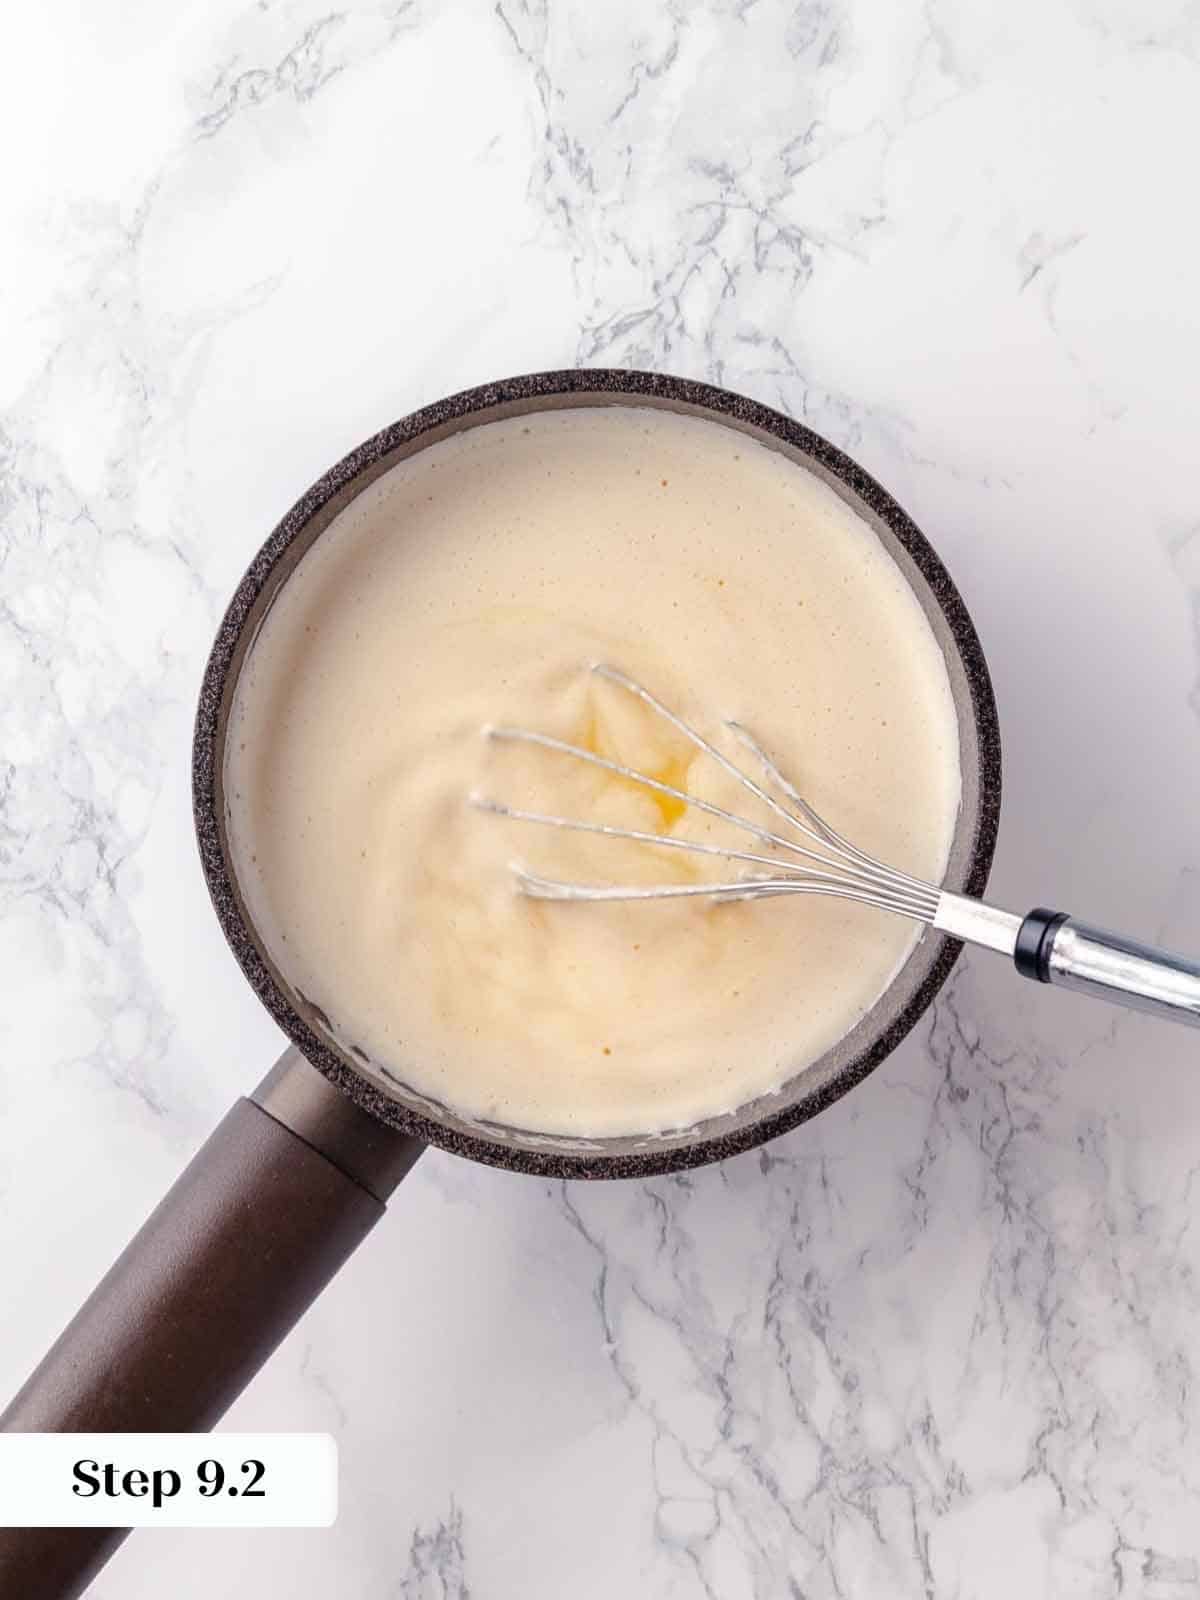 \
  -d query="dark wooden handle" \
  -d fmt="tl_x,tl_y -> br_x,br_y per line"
0,1089 -> 418,1599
